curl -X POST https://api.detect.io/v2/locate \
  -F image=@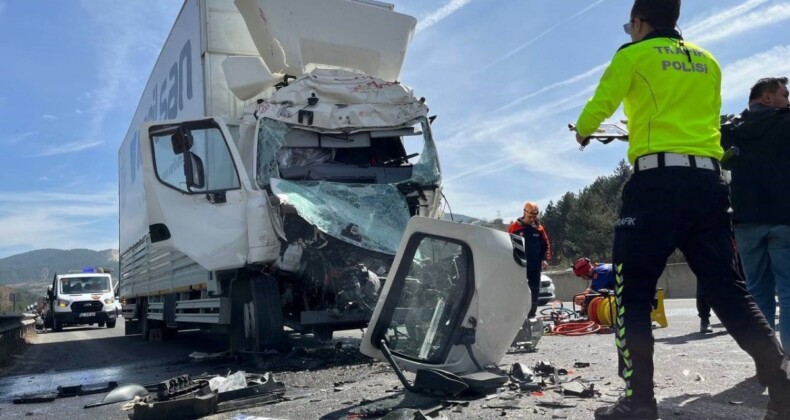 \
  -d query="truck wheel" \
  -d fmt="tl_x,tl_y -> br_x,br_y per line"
251,275 -> 290,352
107,320 -> 116,328
313,326 -> 334,341
230,275 -> 290,352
